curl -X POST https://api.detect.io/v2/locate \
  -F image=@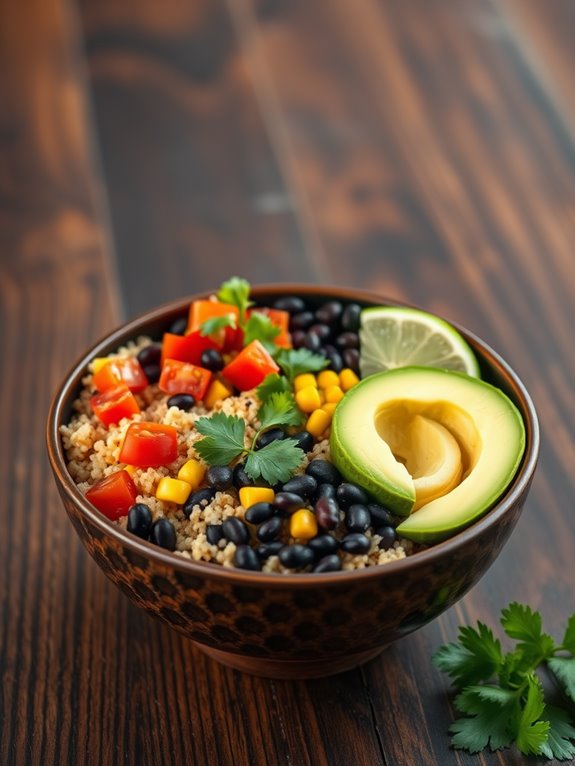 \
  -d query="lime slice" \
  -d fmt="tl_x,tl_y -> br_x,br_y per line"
359,306 -> 480,378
